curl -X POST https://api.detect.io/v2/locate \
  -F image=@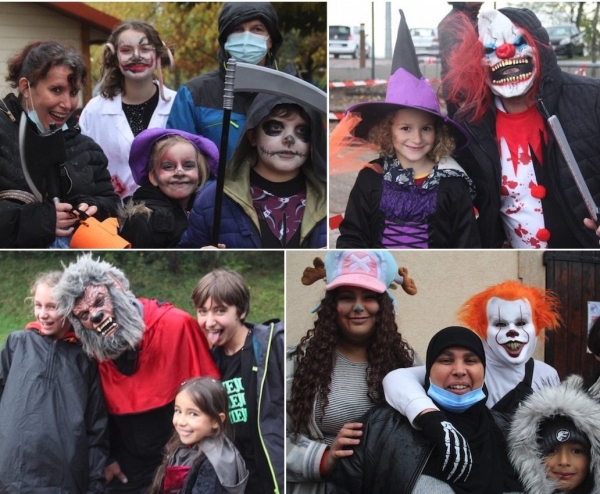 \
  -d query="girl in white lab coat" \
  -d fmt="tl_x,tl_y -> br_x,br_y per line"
80,20 -> 176,200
